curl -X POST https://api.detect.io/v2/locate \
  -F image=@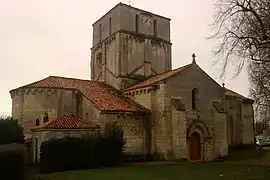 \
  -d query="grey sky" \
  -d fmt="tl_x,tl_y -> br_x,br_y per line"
0,0 -> 249,115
